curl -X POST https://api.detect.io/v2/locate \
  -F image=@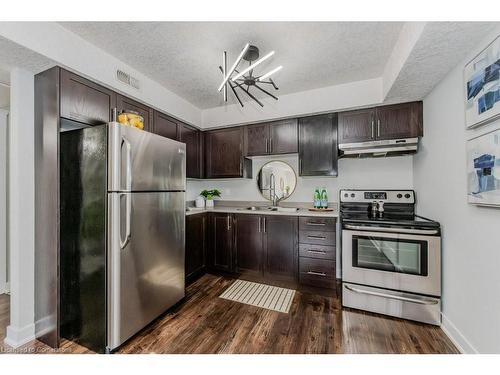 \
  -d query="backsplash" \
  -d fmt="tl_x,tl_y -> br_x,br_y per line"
187,155 -> 414,202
